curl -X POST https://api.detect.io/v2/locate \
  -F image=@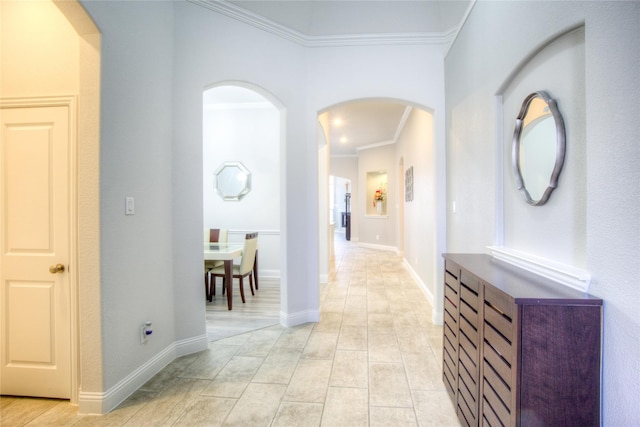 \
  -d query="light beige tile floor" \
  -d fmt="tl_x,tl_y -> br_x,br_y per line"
0,238 -> 461,426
